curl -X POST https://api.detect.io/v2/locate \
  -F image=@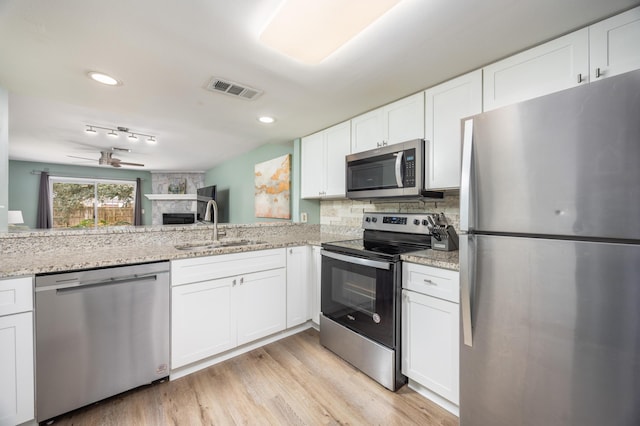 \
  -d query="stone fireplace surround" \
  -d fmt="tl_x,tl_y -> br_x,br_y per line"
149,172 -> 205,225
